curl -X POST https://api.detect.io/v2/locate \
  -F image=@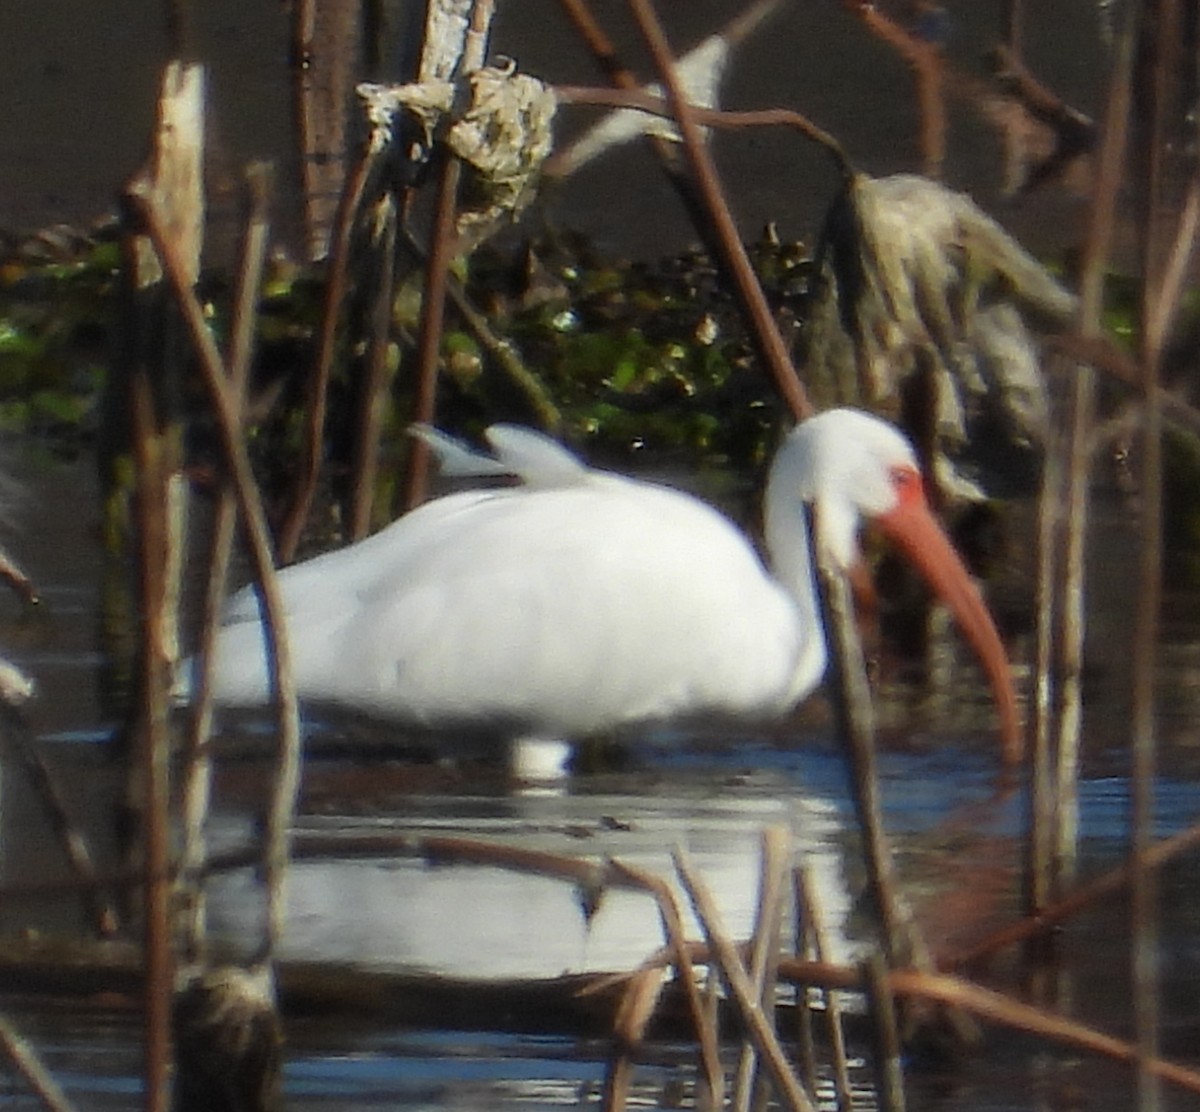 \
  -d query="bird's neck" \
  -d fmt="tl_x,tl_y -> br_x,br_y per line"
763,460 -> 828,698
